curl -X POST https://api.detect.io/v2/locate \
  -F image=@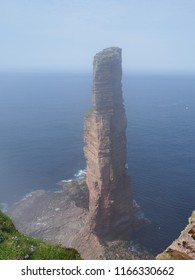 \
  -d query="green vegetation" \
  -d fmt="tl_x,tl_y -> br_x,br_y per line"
0,210 -> 81,260
85,107 -> 93,117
